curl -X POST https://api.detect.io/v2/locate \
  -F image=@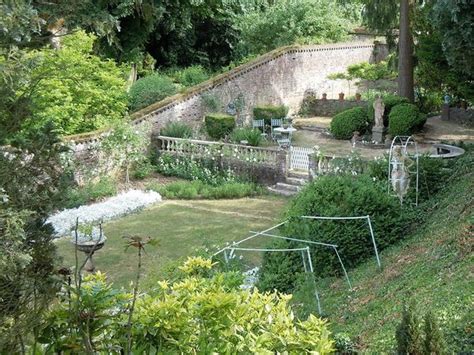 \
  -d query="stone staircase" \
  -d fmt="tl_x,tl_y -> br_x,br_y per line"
267,172 -> 309,196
